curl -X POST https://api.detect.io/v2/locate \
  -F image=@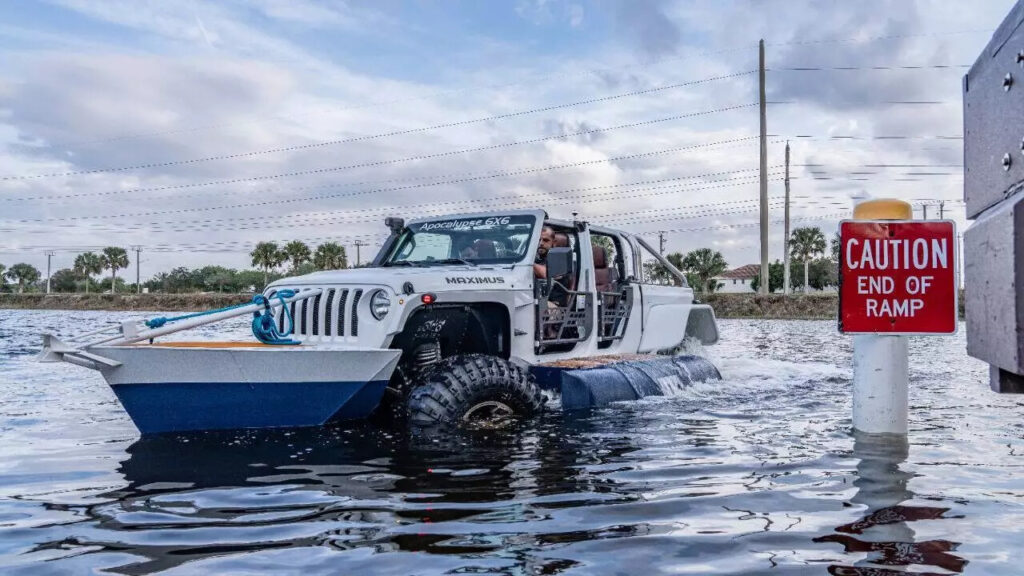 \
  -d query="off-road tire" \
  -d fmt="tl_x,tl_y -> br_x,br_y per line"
407,354 -> 544,428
